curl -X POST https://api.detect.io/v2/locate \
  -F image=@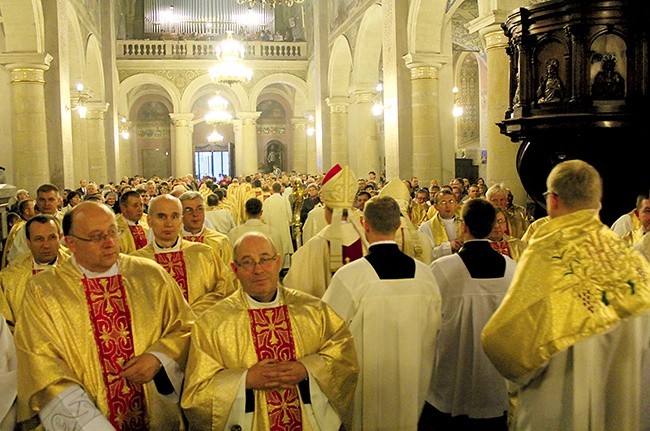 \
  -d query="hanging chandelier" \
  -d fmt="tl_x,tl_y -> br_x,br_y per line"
205,94 -> 233,124
207,130 -> 224,143
236,0 -> 304,7
209,31 -> 253,85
